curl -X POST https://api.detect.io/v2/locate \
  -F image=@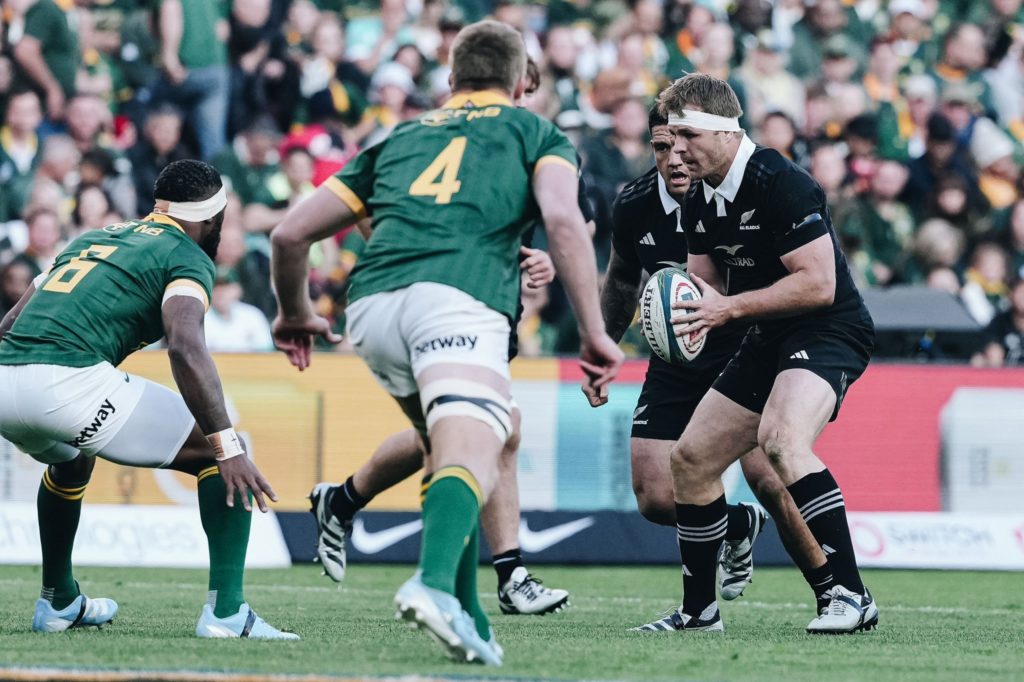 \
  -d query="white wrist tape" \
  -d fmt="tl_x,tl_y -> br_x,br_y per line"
207,427 -> 245,461
153,186 -> 228,222
667,109 -> 741,132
